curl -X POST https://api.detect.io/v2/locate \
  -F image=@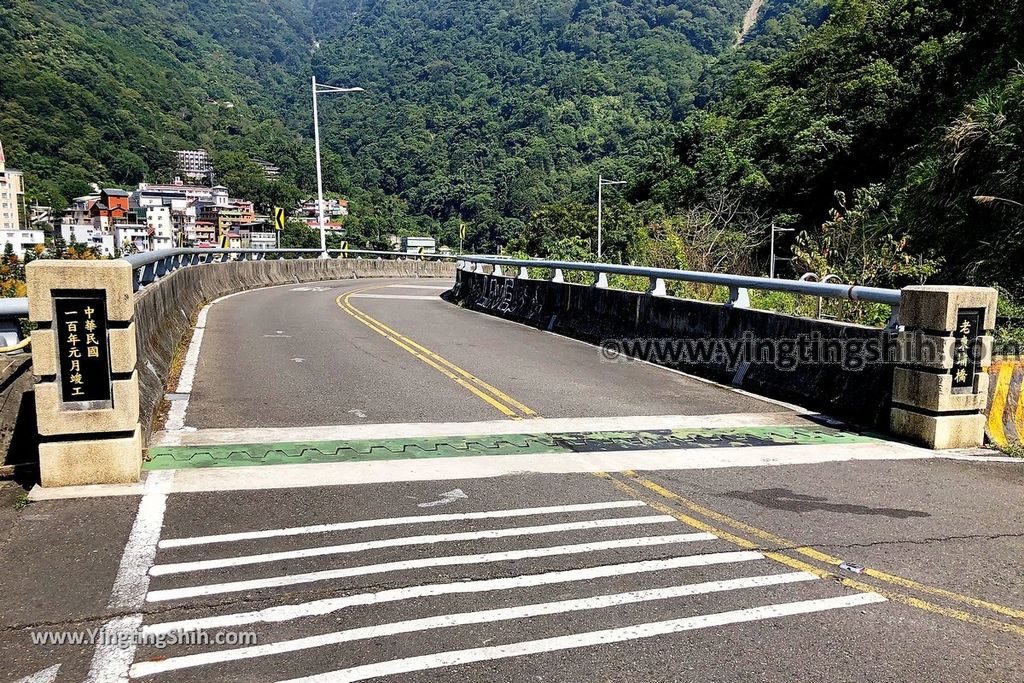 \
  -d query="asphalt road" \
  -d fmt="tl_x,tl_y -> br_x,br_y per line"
2,275 -> 1022,682
186,278 -> 785,429
3,462 -> 1023,682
